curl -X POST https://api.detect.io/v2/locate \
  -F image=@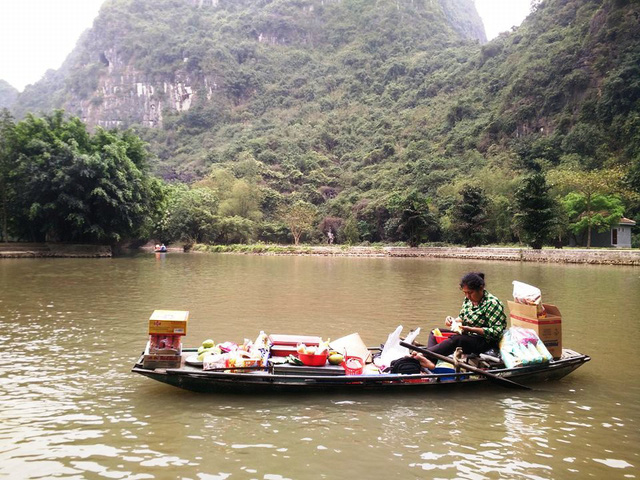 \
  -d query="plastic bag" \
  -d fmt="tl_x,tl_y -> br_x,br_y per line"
499,326 -> 552,369
512,280 -> 546,317
250,331 -> 271,366
203,352 -> 229,370
378,326 -> 421,367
